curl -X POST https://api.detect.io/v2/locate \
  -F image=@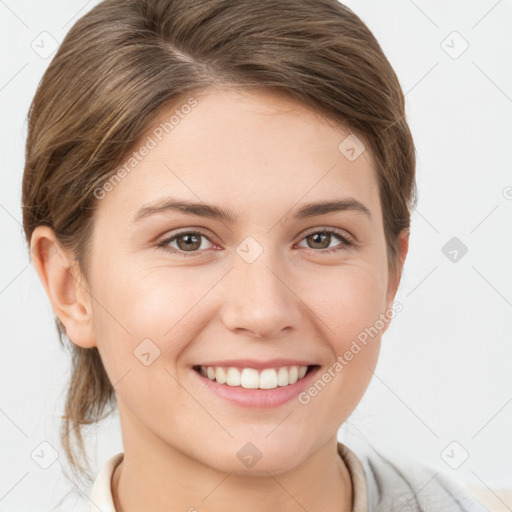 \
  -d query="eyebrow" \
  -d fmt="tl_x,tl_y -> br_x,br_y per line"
131,197 -> 371,224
